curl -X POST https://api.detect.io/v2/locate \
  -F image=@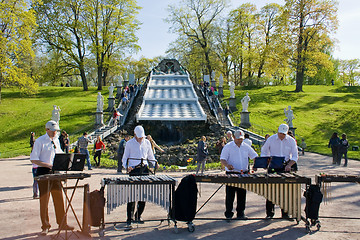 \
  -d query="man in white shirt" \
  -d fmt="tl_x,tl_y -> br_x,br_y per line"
260,123 -> 298,220
30,120 -> 73,236
220,130 -> 258,220
122,126 -> 157,227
